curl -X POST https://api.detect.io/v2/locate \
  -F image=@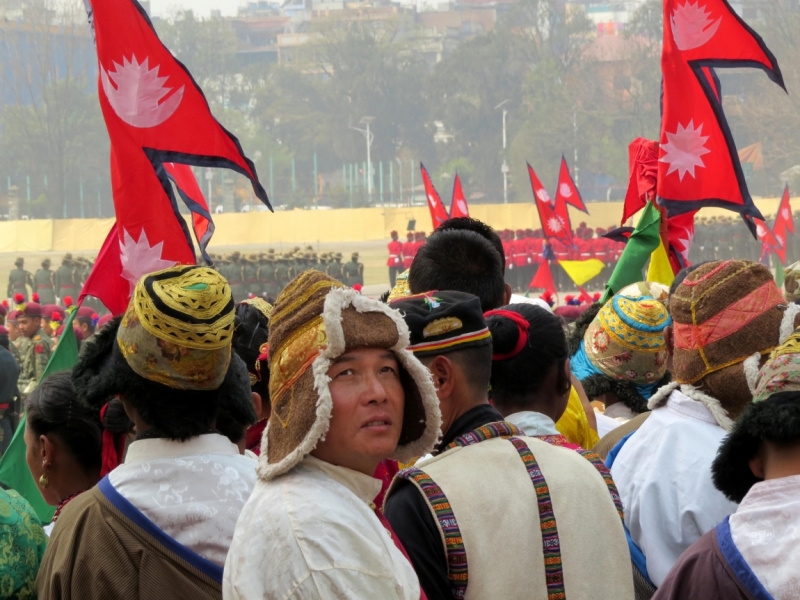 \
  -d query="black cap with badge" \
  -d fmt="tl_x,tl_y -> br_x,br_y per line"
390,290 -> 492,357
